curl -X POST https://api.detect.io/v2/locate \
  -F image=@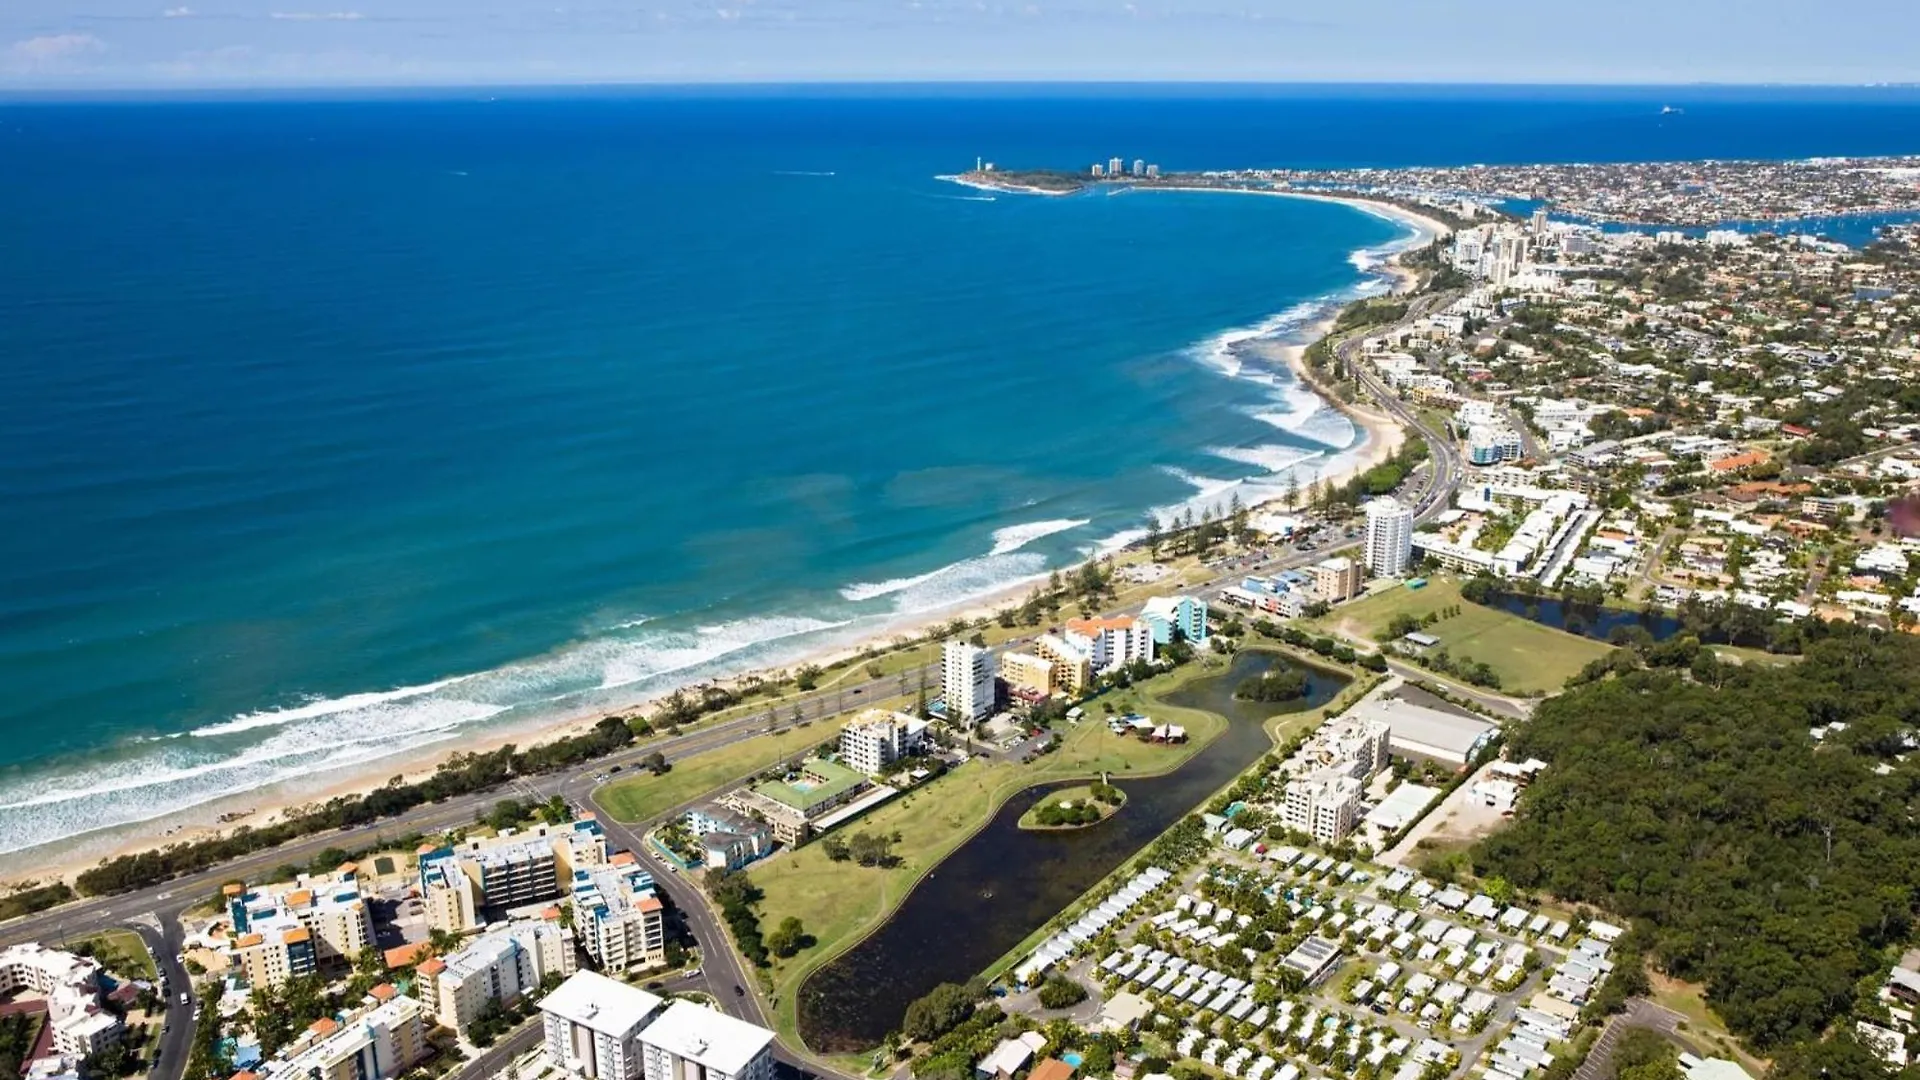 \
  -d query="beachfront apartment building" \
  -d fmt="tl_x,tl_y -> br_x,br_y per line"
256,993 -> 427,1080
637,1000 -> 776,1080
417,919 -> 576,1035
1365,497 -> 1416,577
1282,773 -> 1364,845
941,641 -> 996,724
223,869 -> 375,987
1064,616 -> 1155,674
570,856 -> 668,972
839,709 -> 929,777
1141,595 -> 1209,646
0,944 -> 124,1058
541,972 -> 665,1080
1000,650 -> 1057,702
420,819 -> 611,932
1309,557 -> 1367,605
684,803 -> 774,871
